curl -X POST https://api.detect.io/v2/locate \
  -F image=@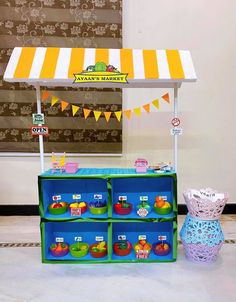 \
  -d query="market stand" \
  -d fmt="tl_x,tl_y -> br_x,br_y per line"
4,47 -> 197,263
